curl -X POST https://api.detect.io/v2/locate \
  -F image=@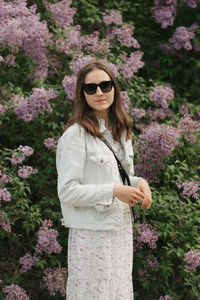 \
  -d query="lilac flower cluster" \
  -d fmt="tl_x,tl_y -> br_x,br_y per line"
13,87 -> 58,122
147,107 -> 173,120
178,105 -> 189,115
0,104 -> 7,115
19,253 -> 38,273
69,54 -> 119,77
0,171 -> 12,184
178,114 -> 200,143
42,267 -> 67,297
0,1 -> 52,81
55,26 -> 82,55
62,75 -> 77,100
43,138 -> 58,150
107,25 -> 140,48
0,210 -> 11,232
133,223 -> 159,250
185,249 -> 200,271
82,32 -> 110,54
151,0 -> 177,29
159,296 -> 173,300
36,220 -> 62,254
44,0 -> 76,29
0,188 -> 11,203
10,145 -> 34,165
149,85 -> 174,108
138,255 -> 159,279
119,52 -> 145,78
103,10 -> 123,25
183,0 -> 198,8
4,54 -> 16,67
18,166 -> 38,179
176,180 -> 199,199
120,91 -> 130,113
135,122 -> 180,182
2,283 -> 29,300
130,108 -> 146,120
160,25 -> 198,53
